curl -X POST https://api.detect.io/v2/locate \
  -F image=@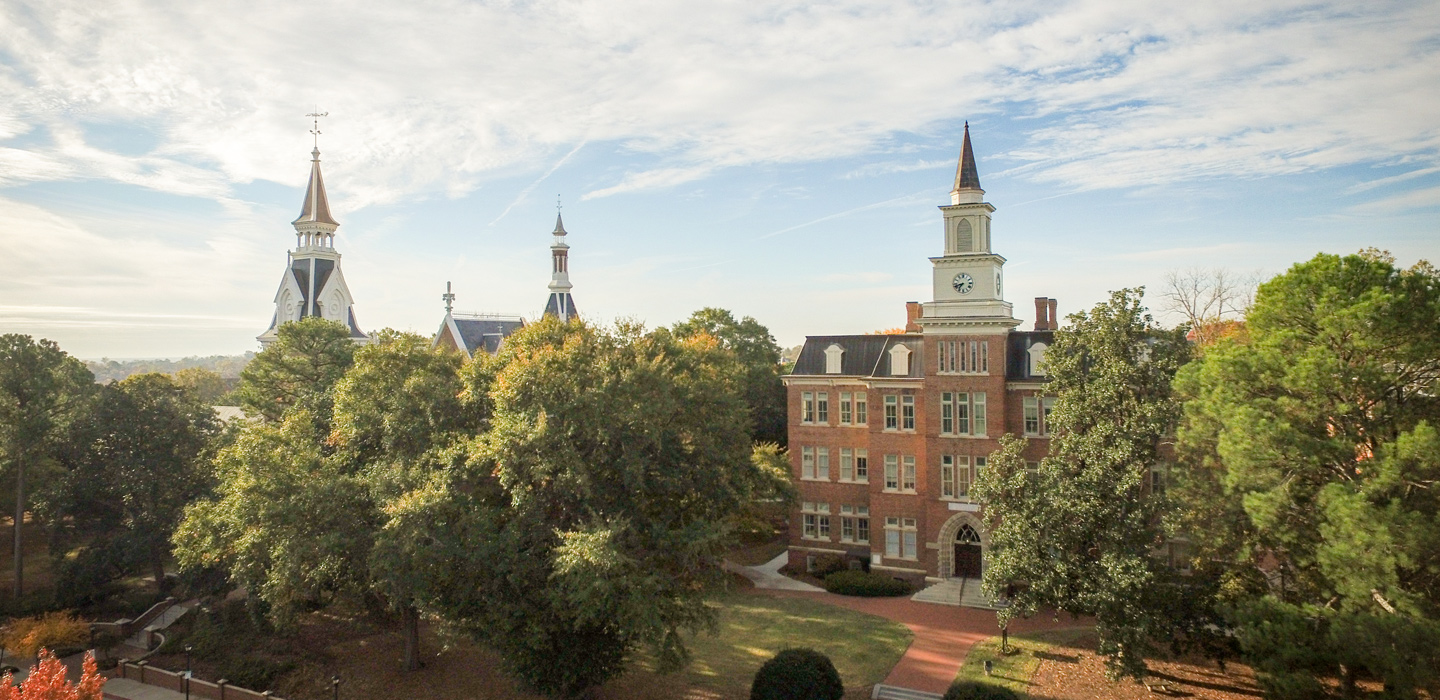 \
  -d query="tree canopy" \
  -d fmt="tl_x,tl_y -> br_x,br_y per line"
672,307 -> 787,445
1172,251 -> 1440,697
974,289 -> 1197,681
235,317 -> 356,423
